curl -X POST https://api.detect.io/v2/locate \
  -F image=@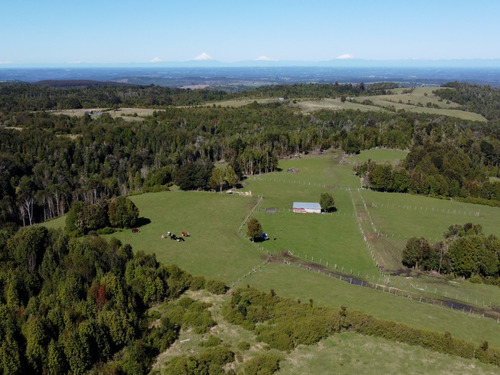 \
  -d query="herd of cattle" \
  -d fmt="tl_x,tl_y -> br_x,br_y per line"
162,231 -> 190,242
130,228 -> 190,242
